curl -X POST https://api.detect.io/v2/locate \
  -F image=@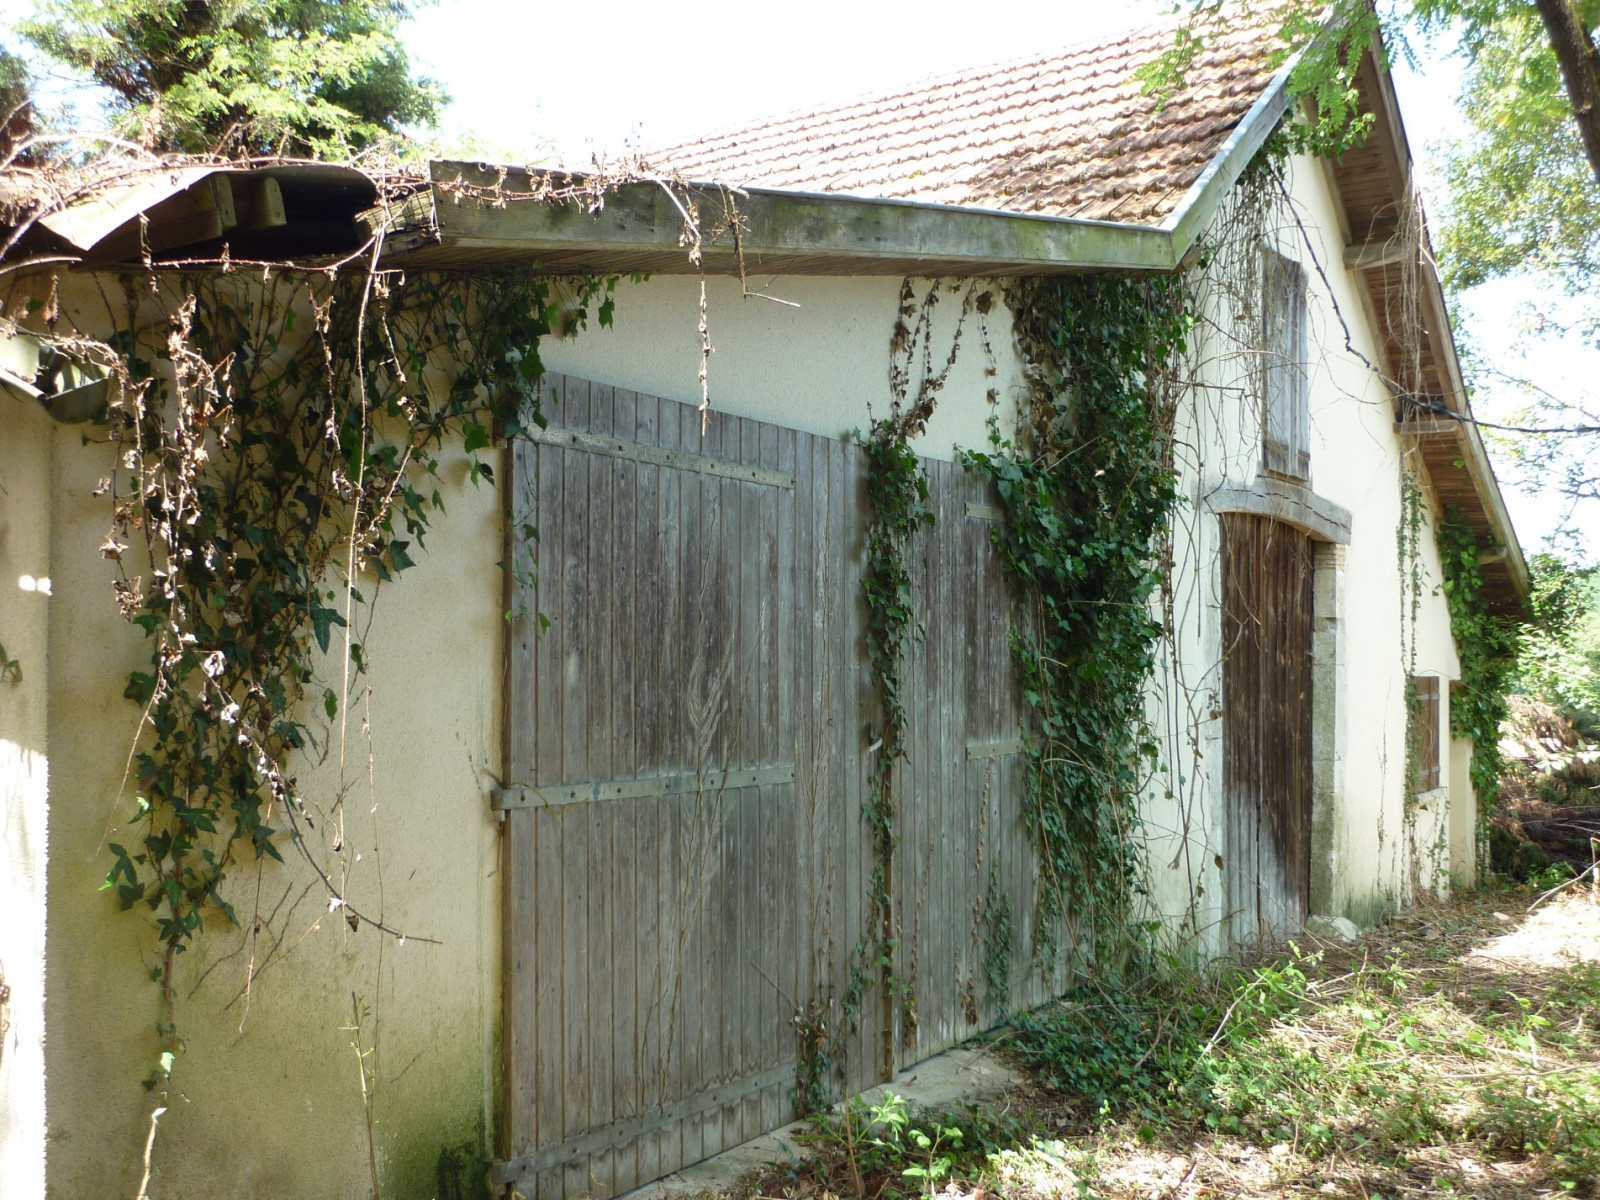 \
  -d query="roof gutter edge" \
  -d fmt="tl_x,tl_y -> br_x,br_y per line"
420,164 -> 1182,274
